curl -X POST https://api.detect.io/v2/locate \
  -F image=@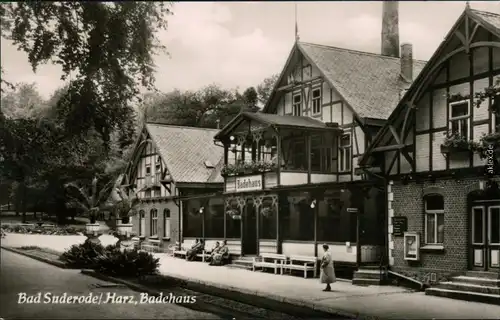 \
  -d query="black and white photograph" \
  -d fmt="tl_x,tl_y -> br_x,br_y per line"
1,1 -> 499,319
